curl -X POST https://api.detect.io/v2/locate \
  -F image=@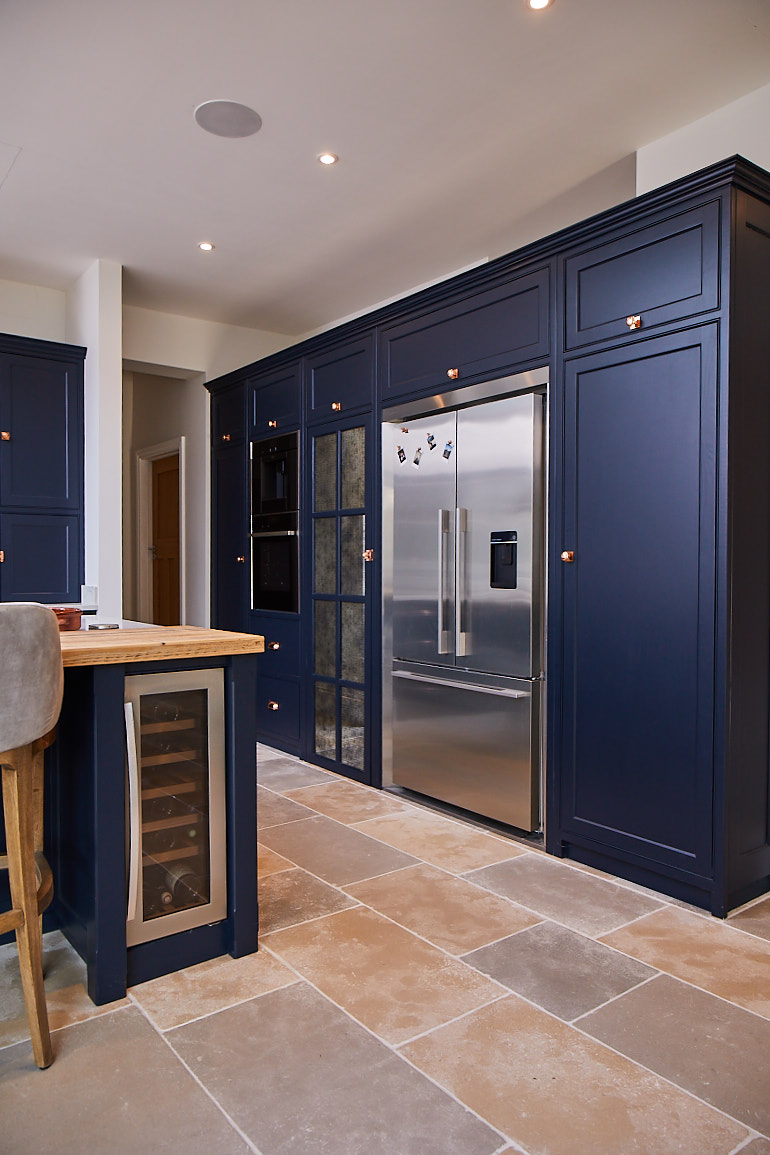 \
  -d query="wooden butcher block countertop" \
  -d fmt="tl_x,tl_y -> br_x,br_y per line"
59,625 -> 265,667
